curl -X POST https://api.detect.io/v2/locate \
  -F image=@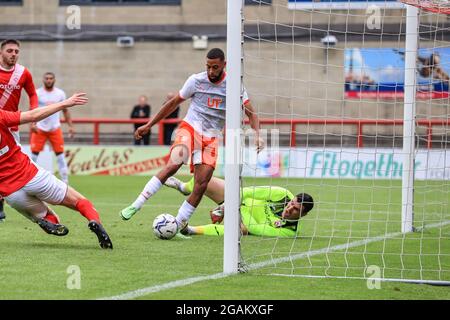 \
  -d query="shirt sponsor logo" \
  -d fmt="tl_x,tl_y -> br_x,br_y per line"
207,97 -> 223,109
0,84 -> 21,91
